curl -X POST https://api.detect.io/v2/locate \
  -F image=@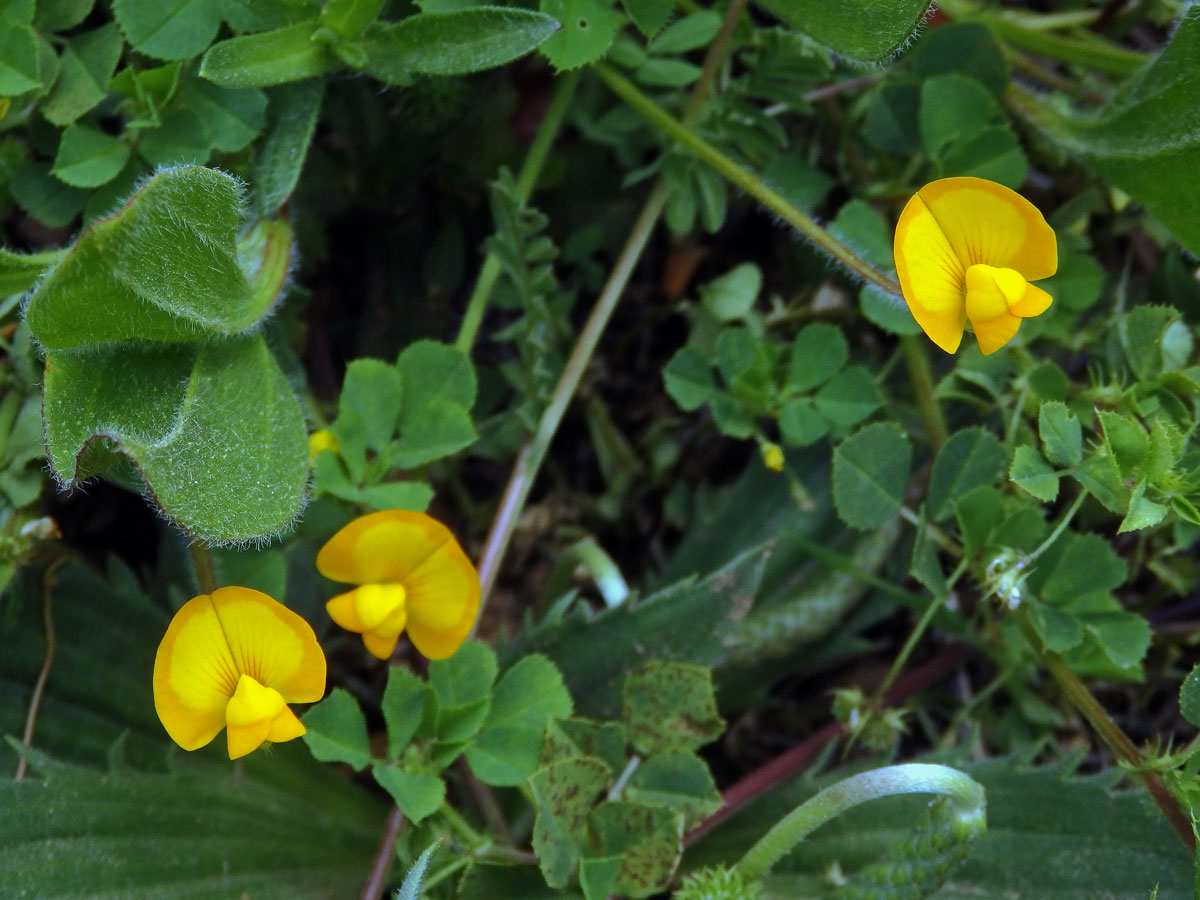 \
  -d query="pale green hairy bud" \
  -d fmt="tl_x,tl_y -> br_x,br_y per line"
675,865 -> 764,900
